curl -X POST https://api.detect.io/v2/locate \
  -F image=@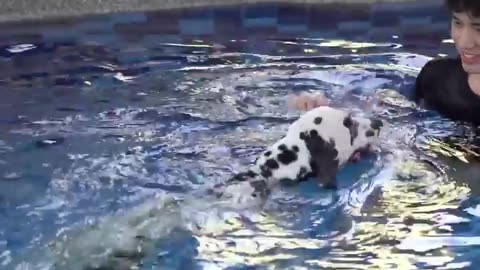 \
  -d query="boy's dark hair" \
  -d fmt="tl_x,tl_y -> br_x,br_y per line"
445,0 -> 480,17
